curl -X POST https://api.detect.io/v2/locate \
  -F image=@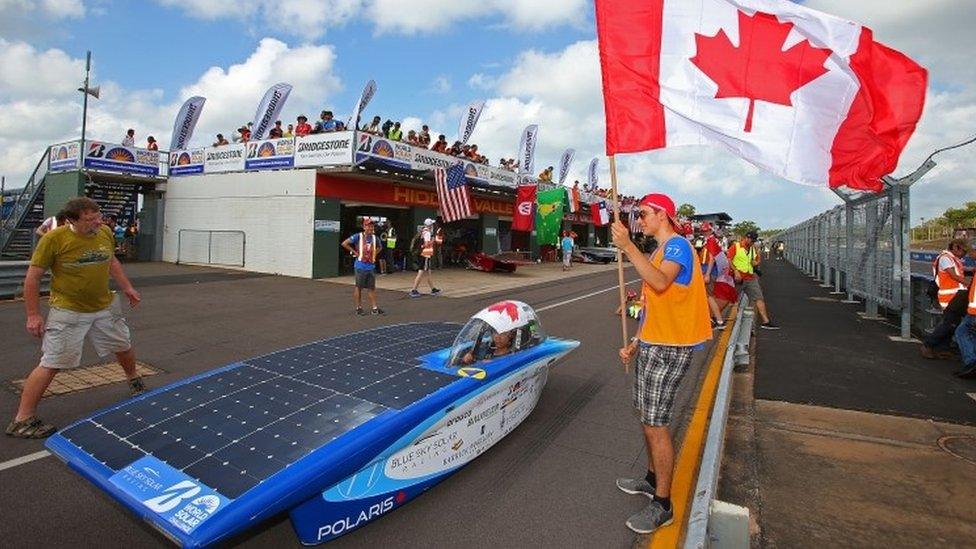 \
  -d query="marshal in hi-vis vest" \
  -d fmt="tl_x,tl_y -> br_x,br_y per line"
933,251 -> 966,310
357,233 -> 379,264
